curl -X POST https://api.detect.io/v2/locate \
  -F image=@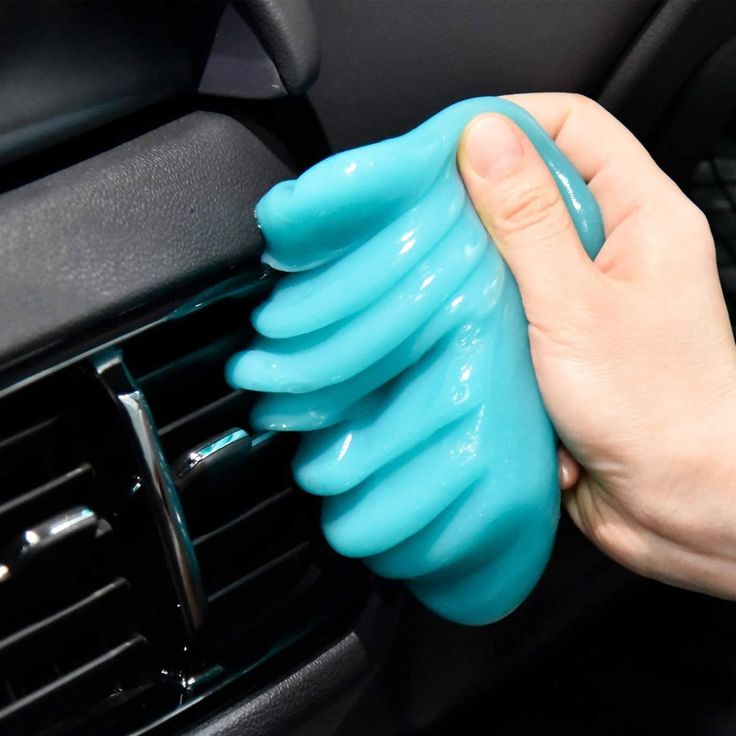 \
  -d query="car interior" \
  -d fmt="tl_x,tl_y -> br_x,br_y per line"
3,1 -> 736,734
